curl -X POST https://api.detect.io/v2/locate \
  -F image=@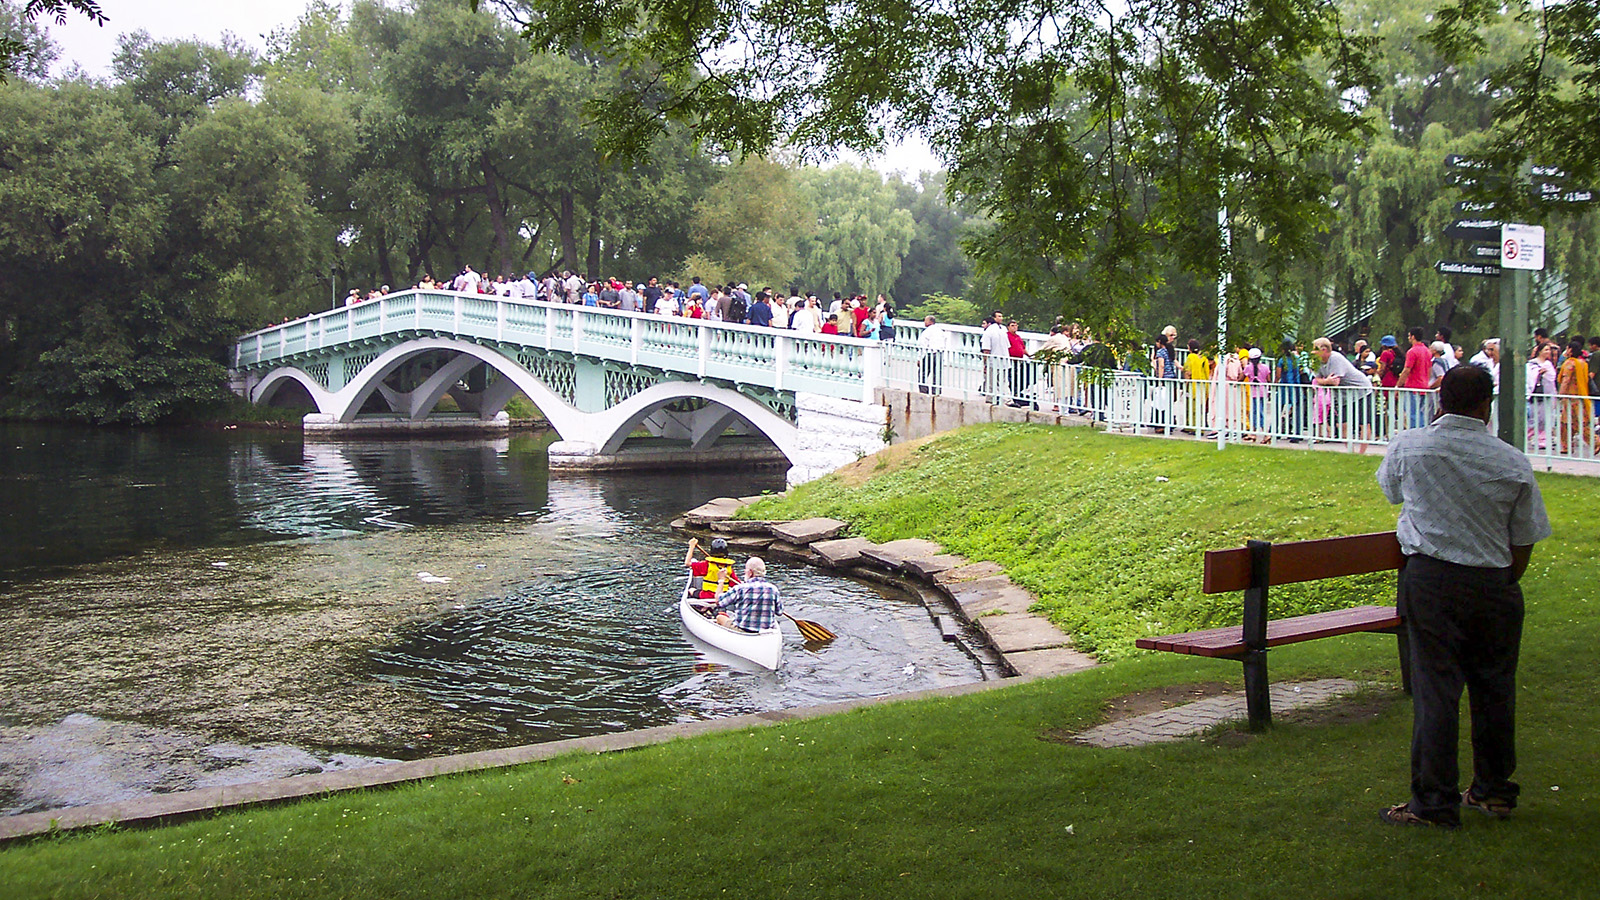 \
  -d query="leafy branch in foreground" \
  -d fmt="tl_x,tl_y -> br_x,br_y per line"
1425,0 -> 1600,219
509,0 -> 1376,335
0,0 -> 106,81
